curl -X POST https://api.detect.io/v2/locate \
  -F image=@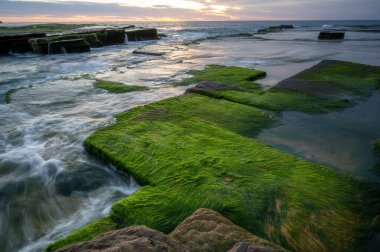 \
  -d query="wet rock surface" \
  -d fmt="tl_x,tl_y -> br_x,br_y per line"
0,33 -> 46,55
186,81 -> 246,95
126,28 -> 158,41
